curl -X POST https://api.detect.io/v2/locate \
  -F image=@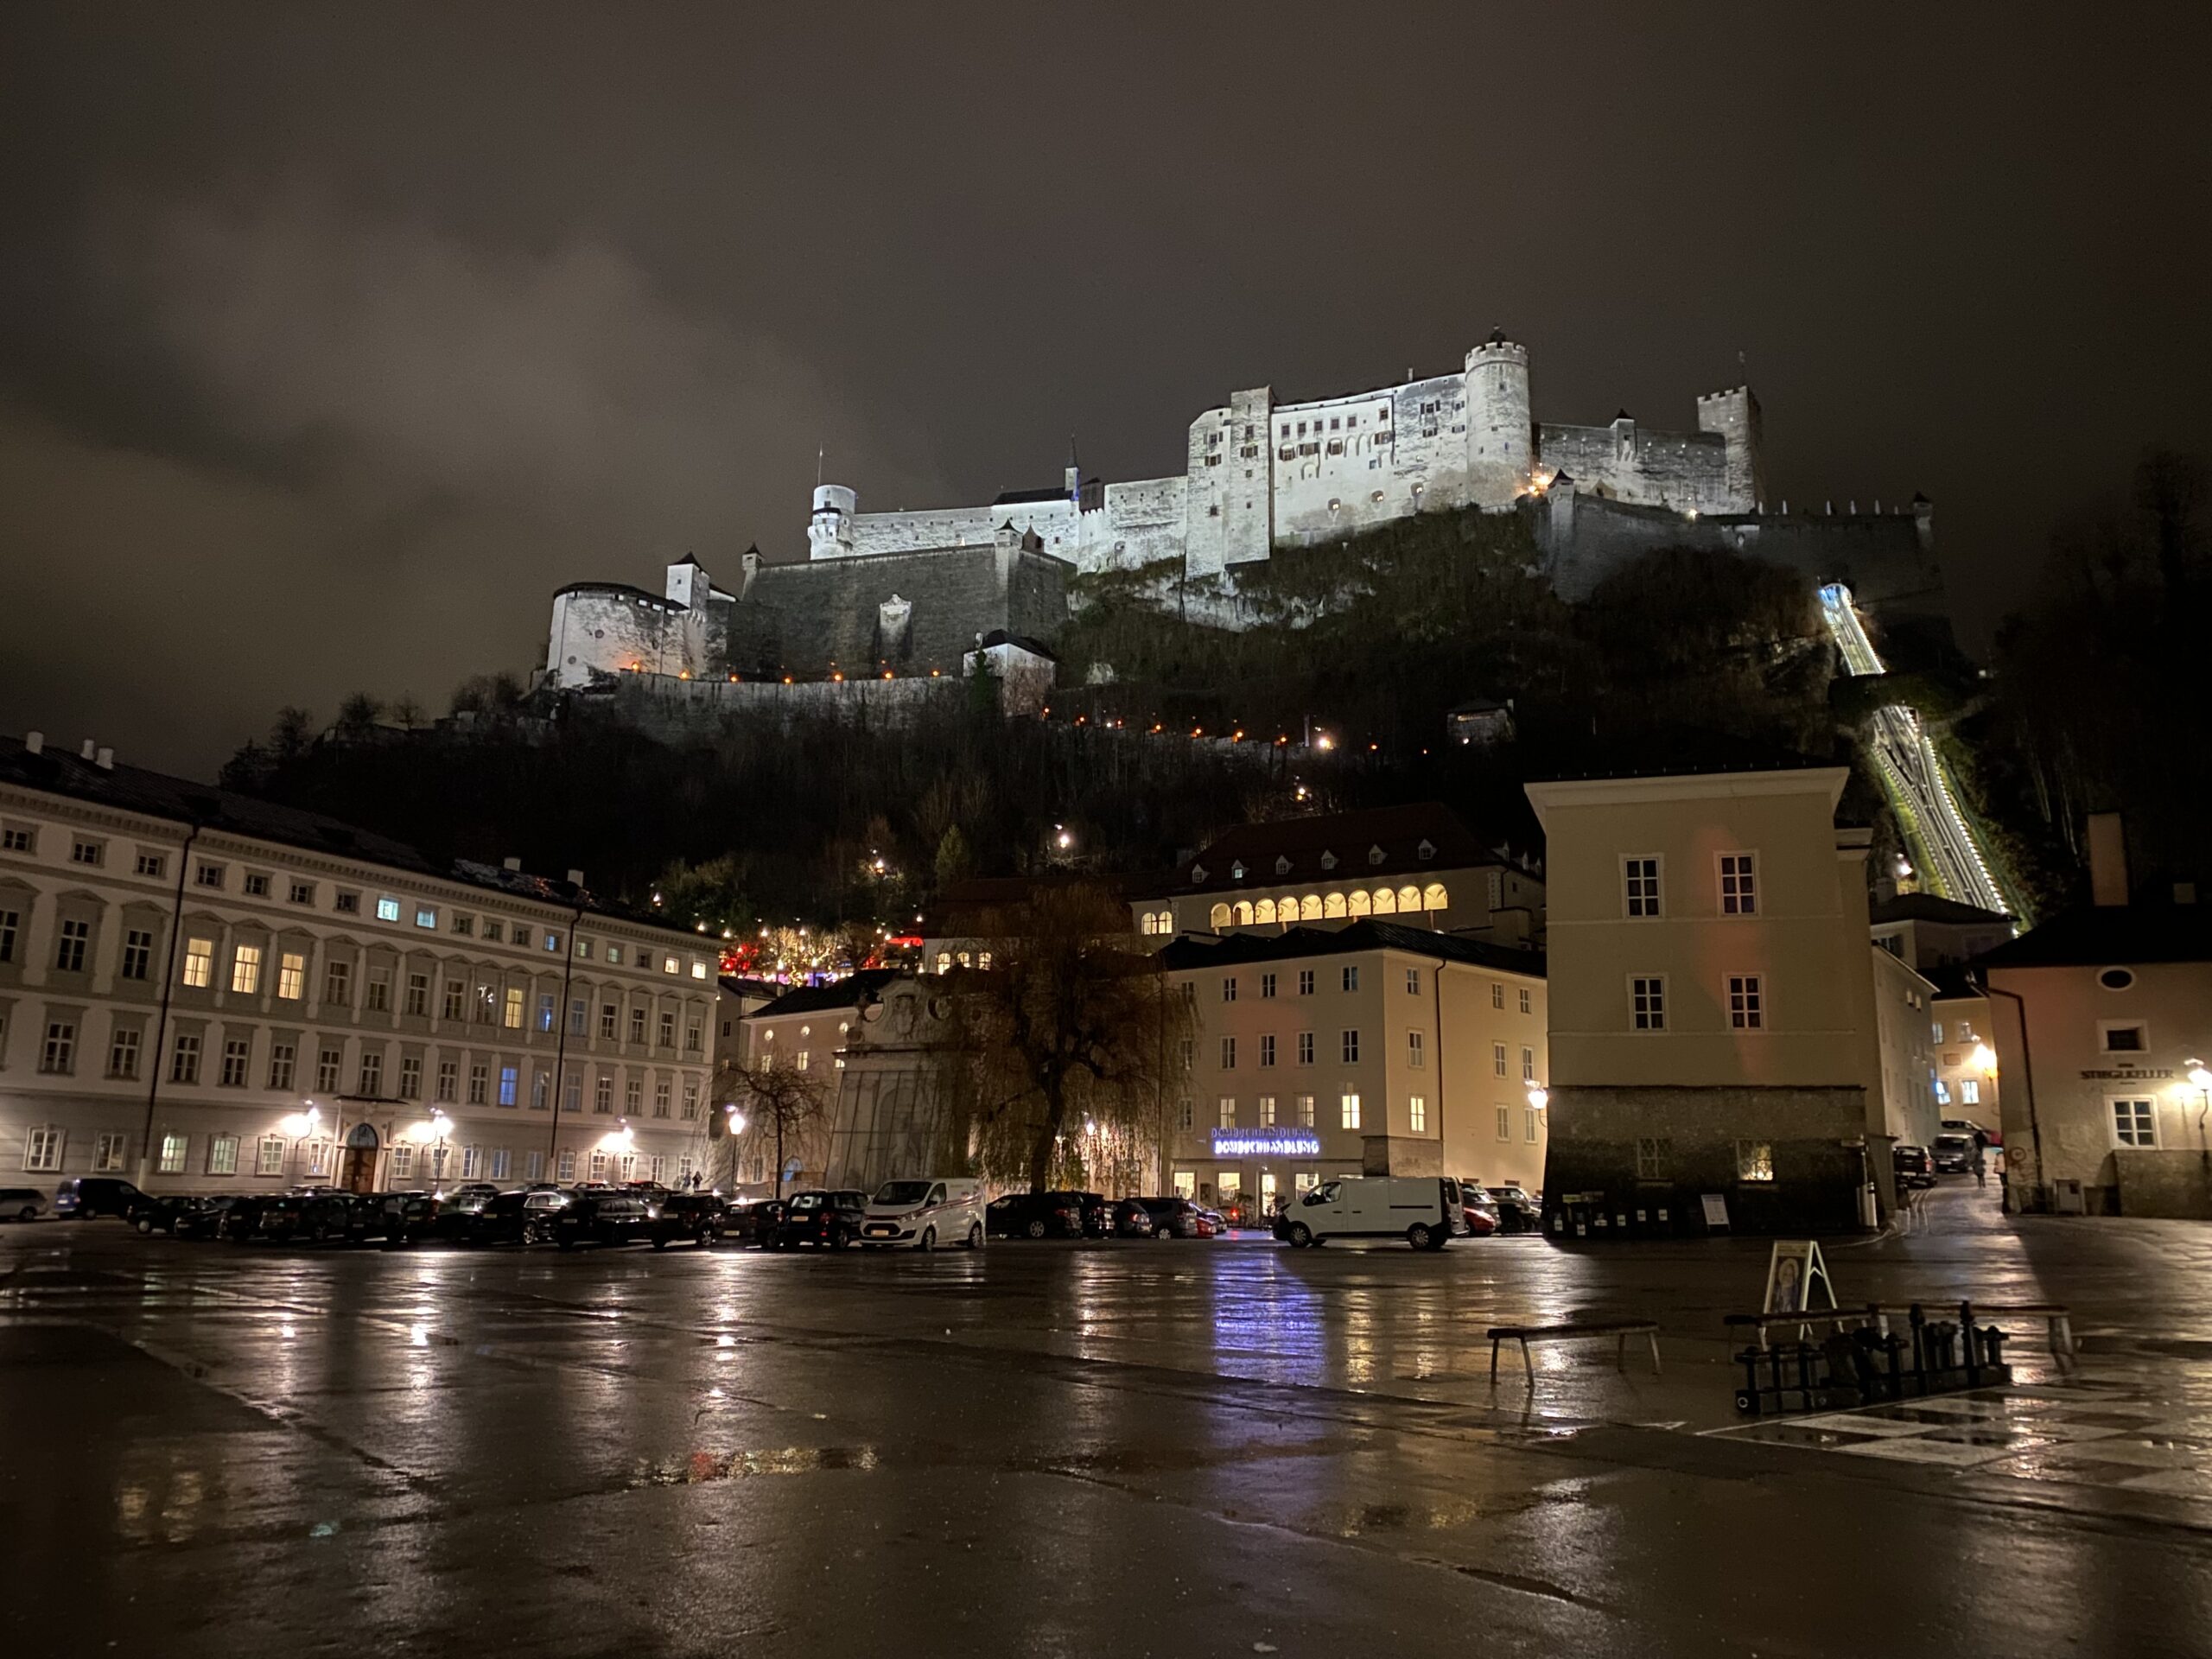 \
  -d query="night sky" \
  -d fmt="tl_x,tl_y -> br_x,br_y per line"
3,4 -> 2208,775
